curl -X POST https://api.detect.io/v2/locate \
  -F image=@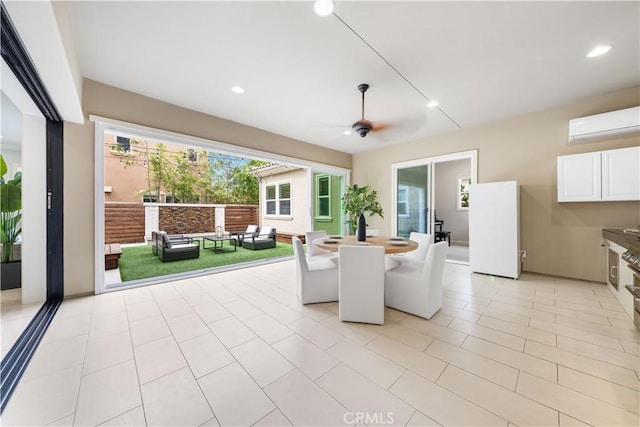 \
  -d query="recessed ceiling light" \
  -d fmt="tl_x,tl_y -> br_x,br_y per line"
231,86 -> 245,94
313,0 -> 334,17
343,130 -> 352,135
427,100 -> 439,108
586,45 -> 612,58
